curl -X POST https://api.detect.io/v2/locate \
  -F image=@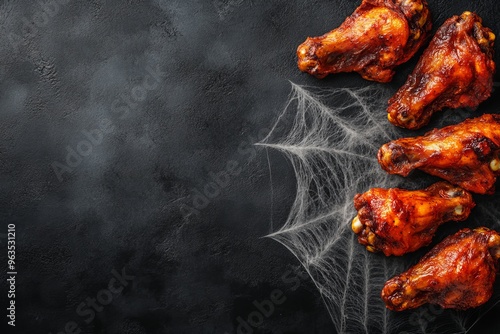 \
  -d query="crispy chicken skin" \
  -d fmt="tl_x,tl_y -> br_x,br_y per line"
352,182 -> 474,256
297,0 -> 431,82
382,227 -> 500,311
388,12 -> 496,129
378,114 -> 500,194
